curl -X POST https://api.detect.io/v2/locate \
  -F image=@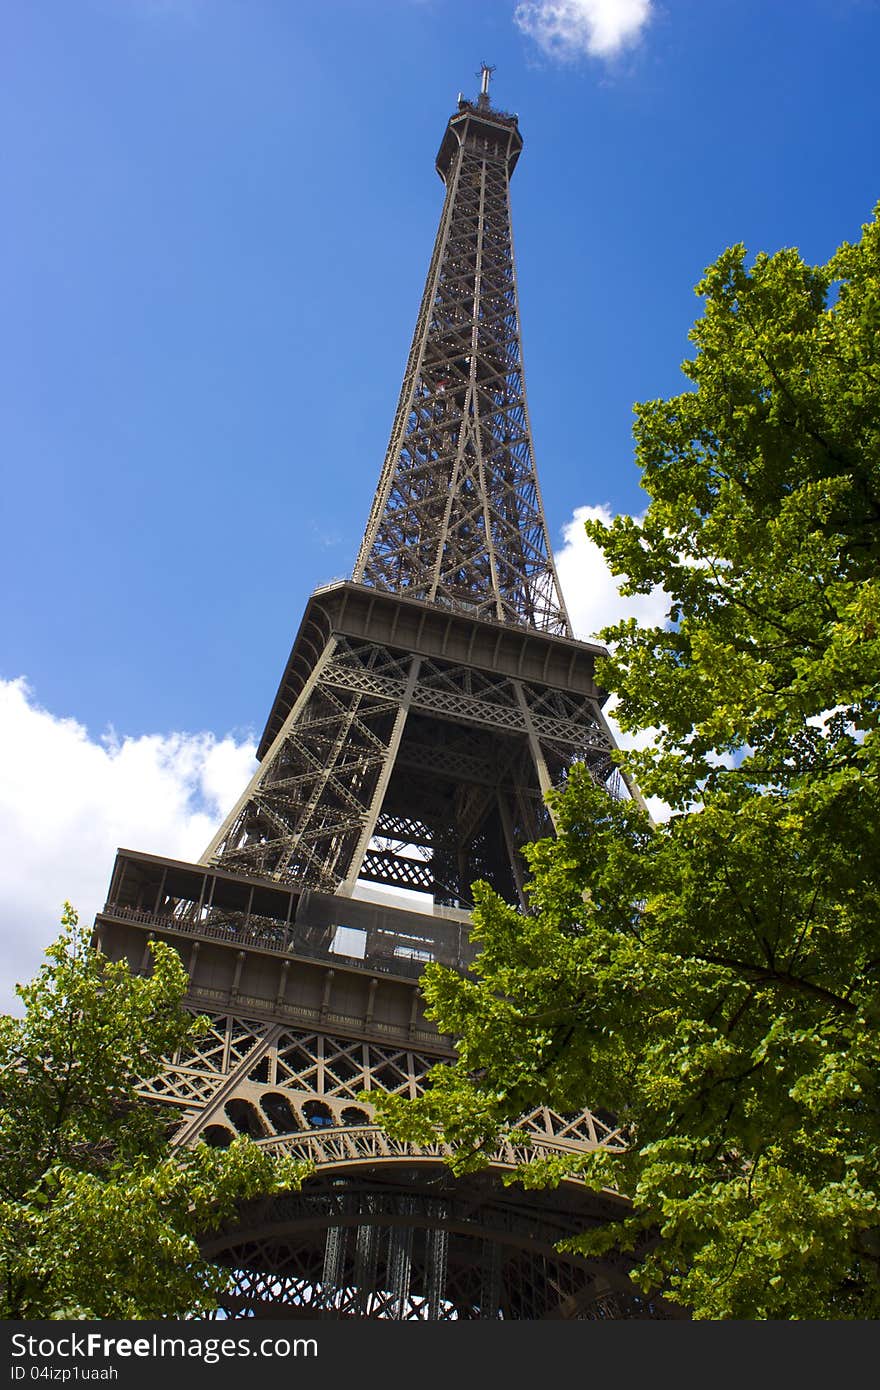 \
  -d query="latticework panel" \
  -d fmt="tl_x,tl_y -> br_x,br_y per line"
142,1016 -> 442,1143
140,1014 -> 628,1165
204,631 -> 617,907
353,105 -> 569,635
205,638 -> 411,889
141,1014 -> 273,1119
